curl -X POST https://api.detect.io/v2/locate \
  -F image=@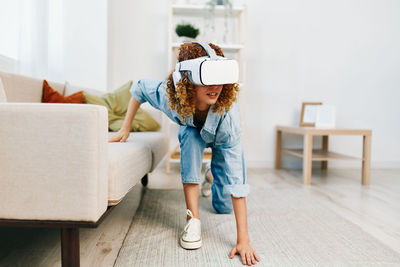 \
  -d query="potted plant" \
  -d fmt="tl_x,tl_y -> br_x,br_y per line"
175,23 -> 200,42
